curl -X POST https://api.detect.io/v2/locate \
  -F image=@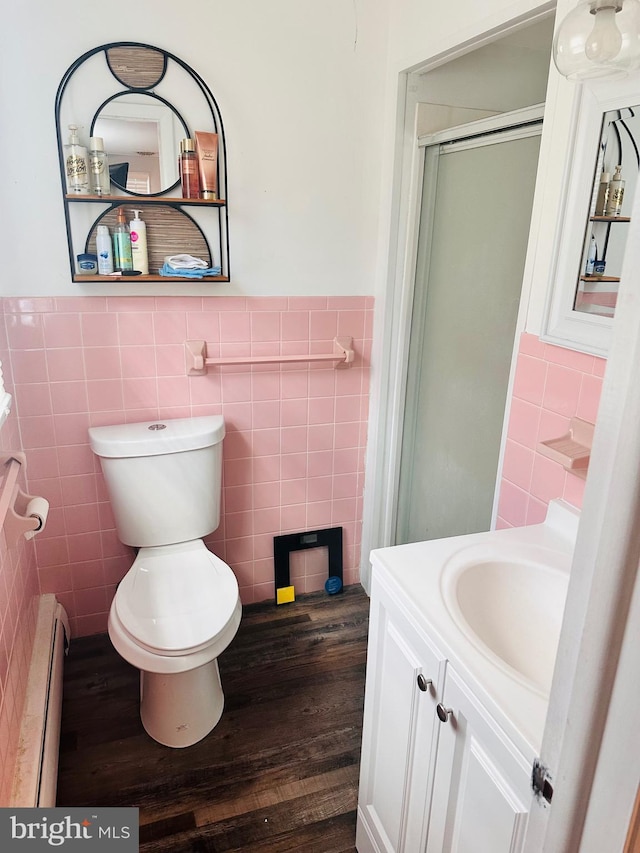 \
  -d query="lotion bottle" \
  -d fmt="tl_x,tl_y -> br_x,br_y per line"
96,225 -> 114,274
88,136 -> 110,196
129,210 -> 149,274
64,125 -> 89,194
112,208 -> 133,271
605,165 -> 625,216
